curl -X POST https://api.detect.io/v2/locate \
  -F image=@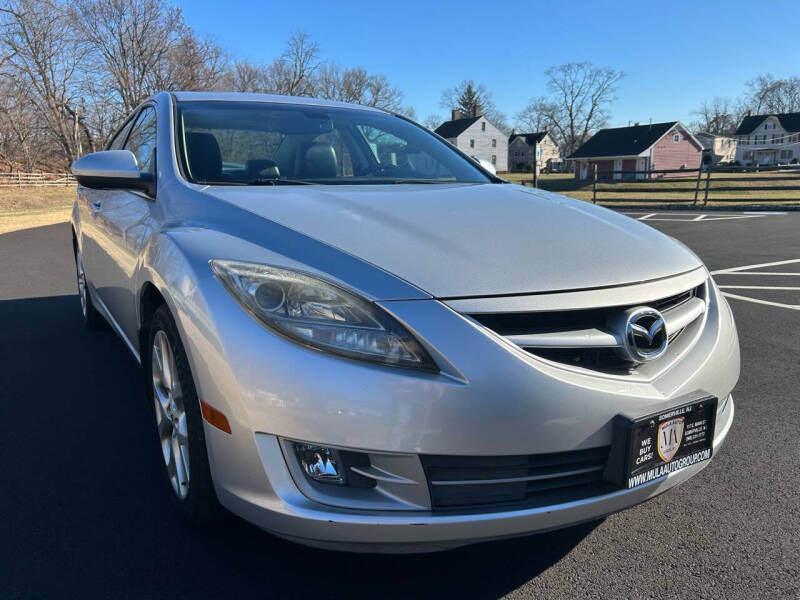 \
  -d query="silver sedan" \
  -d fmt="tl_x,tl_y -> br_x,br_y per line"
70,92 -> 738,552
